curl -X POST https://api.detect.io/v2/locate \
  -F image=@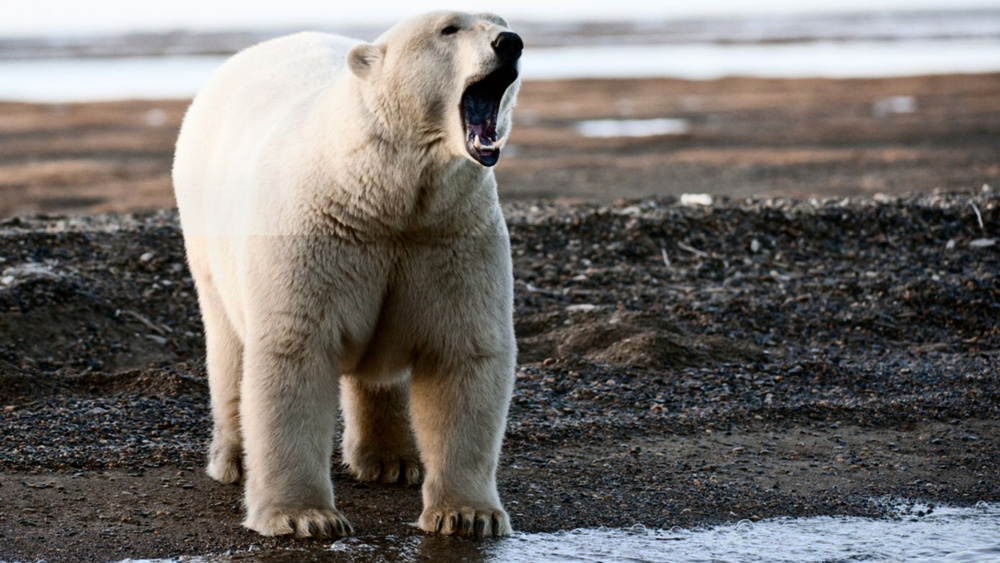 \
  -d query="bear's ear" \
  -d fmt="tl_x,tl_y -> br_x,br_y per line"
347,43 -> 383,80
